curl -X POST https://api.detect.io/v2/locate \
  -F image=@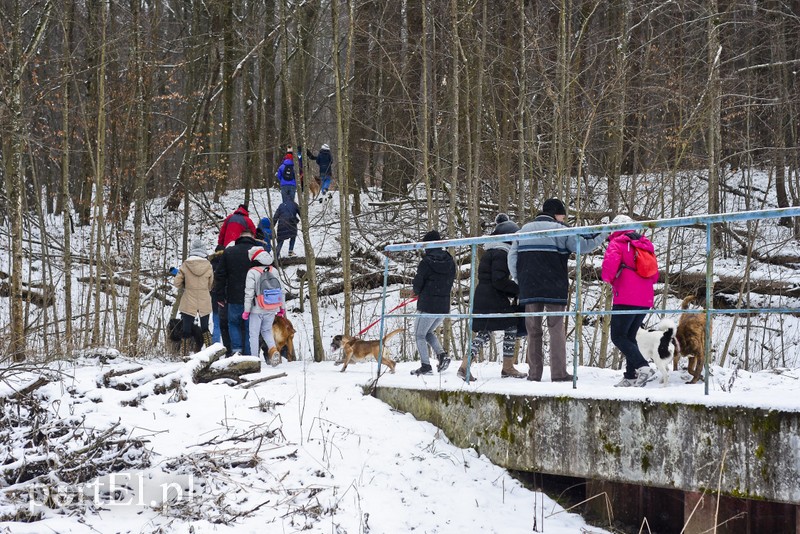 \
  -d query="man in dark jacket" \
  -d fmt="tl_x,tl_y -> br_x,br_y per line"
508,198 -> 606,382
212,229 -> 260,355
458,213 -> 527,382
273,200 -> 300,258
218,204 -> 257,248
411,230 -> 456,376
209,245 -> 231,354
308,143 -> 333,197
